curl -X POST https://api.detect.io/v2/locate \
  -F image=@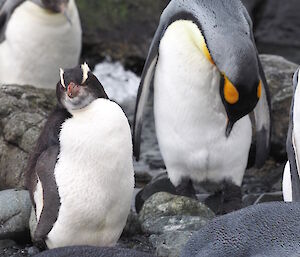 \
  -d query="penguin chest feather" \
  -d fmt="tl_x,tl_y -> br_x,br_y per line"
154,20 -> 252,186
0,0 -> 81,88
44,99 -> 134,248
